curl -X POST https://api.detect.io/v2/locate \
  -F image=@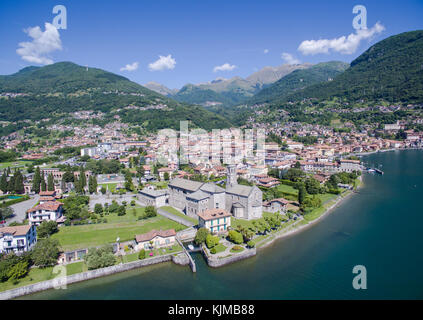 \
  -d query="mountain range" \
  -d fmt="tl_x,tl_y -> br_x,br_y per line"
278,30 -> 423,104
0,62 -> 232,131
0,30 -> 422,134
148,64 -> 313,106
